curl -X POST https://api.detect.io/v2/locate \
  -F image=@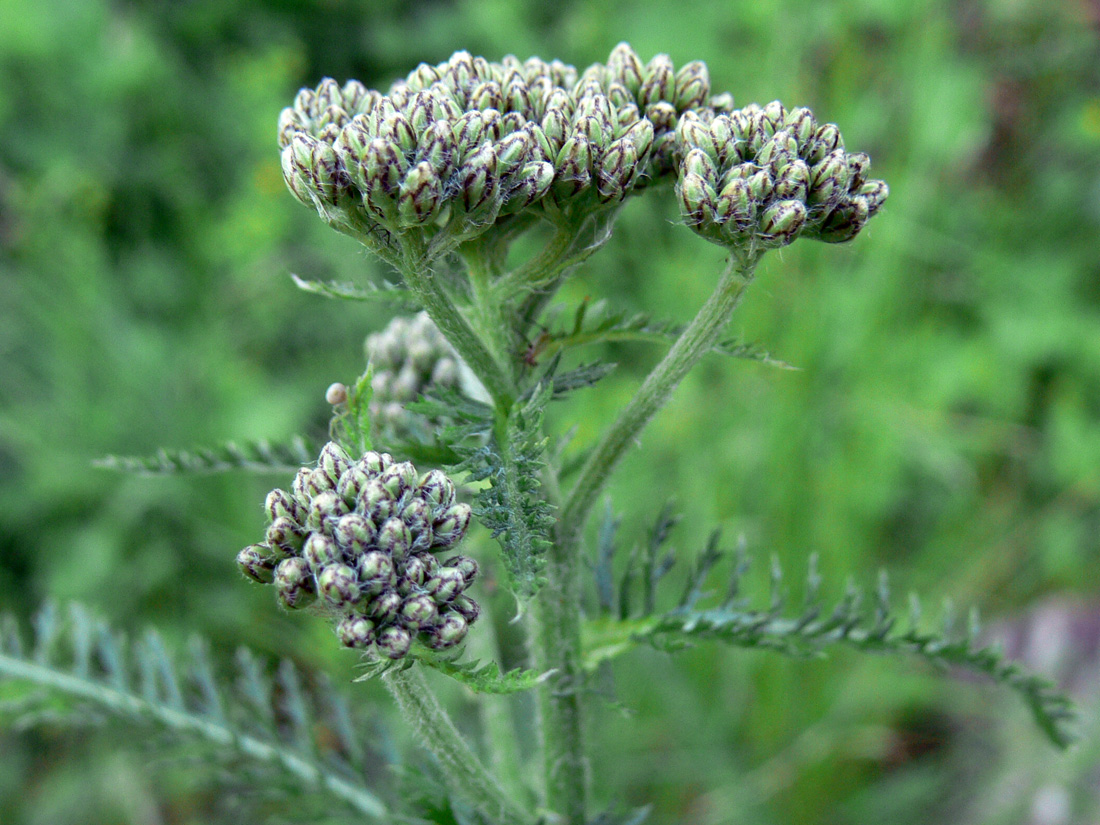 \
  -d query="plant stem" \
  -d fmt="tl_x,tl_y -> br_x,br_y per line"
558,250 -> 762,571
397,238 -> 515,406
383,666 -> 532,824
